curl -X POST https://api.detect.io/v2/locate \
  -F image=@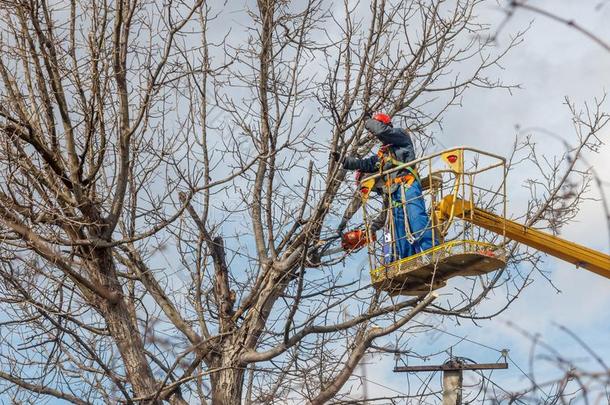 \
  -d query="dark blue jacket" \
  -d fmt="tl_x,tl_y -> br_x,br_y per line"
343,119 -> 415,173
